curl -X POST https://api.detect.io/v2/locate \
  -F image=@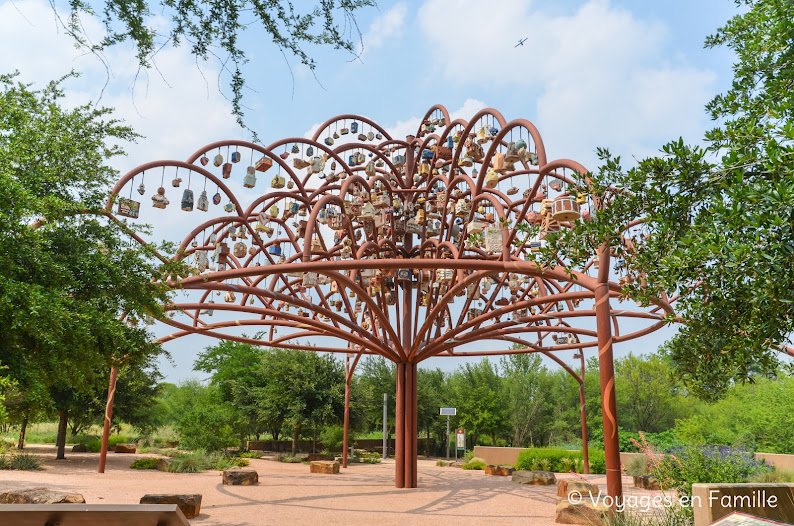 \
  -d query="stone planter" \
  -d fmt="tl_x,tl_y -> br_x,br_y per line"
512,470 -> 556,485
